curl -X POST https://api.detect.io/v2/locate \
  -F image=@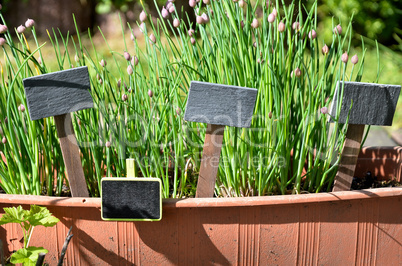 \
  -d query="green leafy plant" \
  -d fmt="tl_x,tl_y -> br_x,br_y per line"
0,0 -> 376,197
0,205 -> 59,265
